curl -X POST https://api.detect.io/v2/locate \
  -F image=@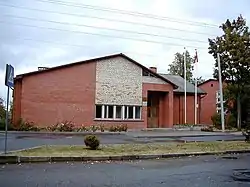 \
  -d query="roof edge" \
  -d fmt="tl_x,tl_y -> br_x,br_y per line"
14,53 -> 178,88
198,78 -> 218,86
